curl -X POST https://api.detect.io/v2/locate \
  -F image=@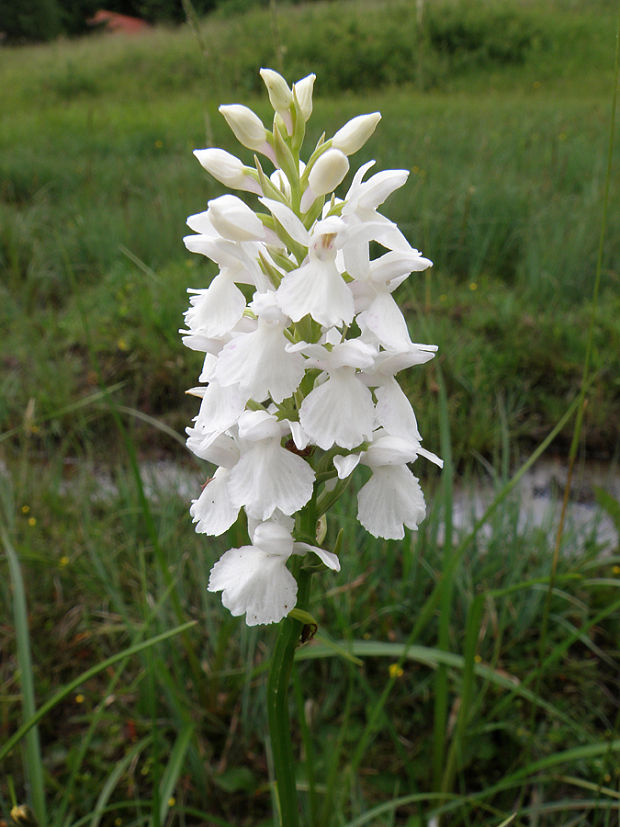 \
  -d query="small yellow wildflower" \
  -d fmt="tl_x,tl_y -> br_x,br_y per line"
60,556 -> 70,568
10,805 -> 37,825
21,505 -> 30,514
474,654 -> 482,664
469,282 -> 478,291
612,565 -> 620,575
167,797 -> 176,807
28,517 -> 36,527
117,337 -> 129,352
154,139 -> 163,149
75,694 -> 85,704
388,663 -> 404,679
